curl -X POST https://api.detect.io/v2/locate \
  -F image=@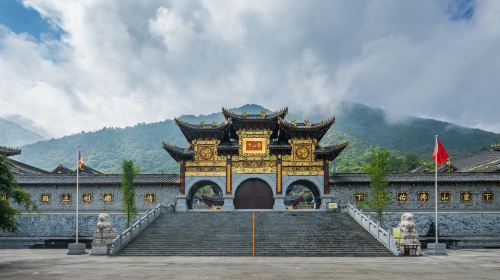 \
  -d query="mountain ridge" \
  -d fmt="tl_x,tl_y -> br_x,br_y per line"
11,102 -> 500,173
